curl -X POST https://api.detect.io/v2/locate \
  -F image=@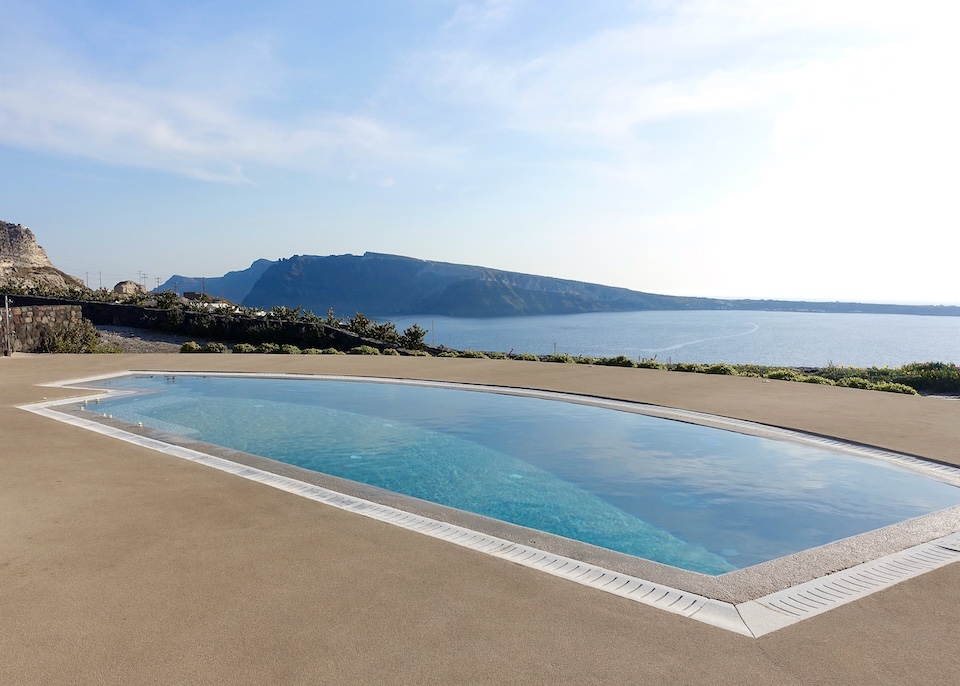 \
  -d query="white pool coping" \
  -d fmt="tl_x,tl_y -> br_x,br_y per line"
21,371 -> 960,637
